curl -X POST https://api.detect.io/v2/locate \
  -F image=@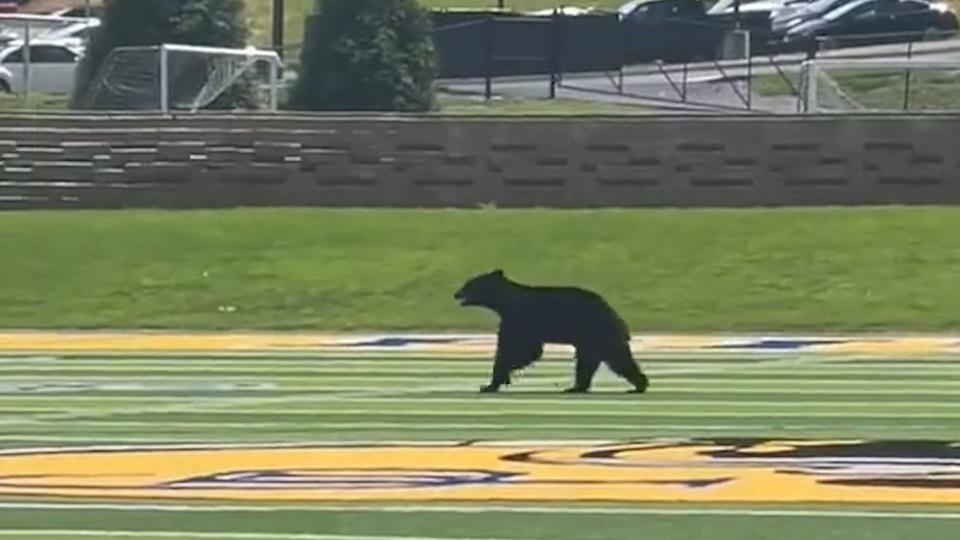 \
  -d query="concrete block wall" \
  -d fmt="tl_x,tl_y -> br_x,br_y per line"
1,113 -> 958,209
